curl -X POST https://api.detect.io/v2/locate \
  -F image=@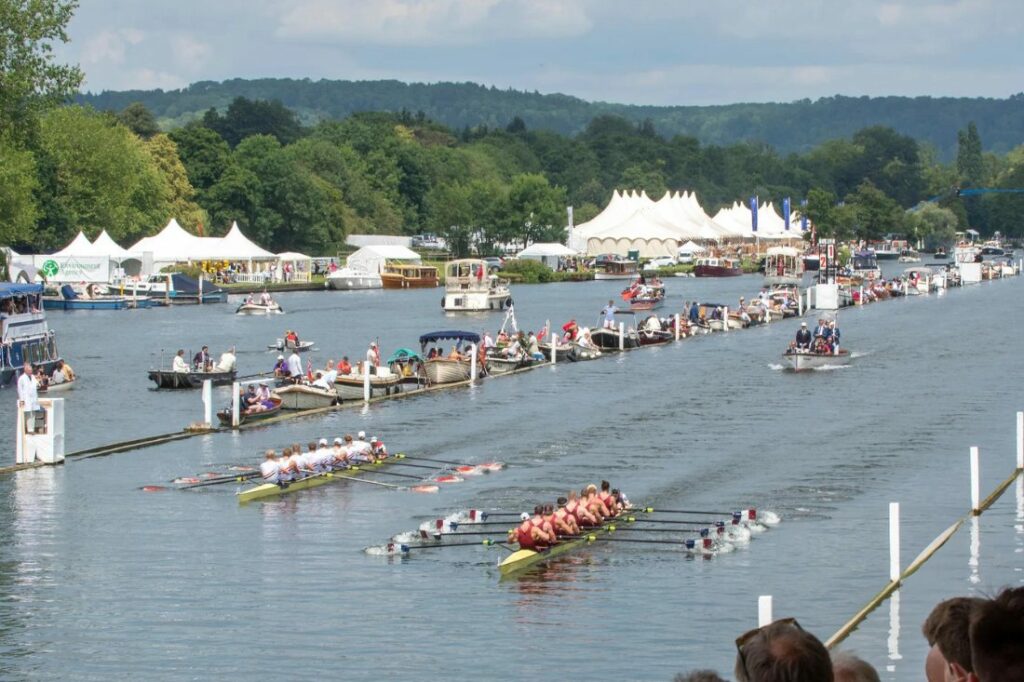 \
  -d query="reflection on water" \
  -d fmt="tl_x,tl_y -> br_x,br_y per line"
886,589 -> 901,673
